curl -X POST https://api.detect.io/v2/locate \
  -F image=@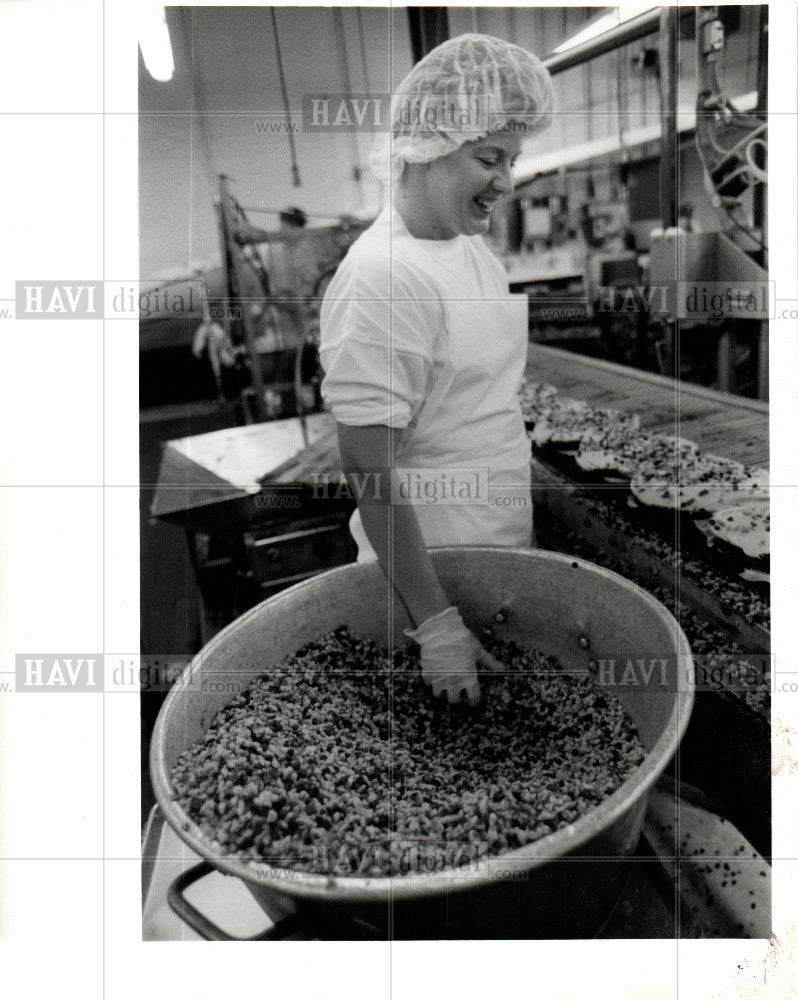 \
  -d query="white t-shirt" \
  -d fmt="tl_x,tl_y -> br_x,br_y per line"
319,204 -> 532,555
